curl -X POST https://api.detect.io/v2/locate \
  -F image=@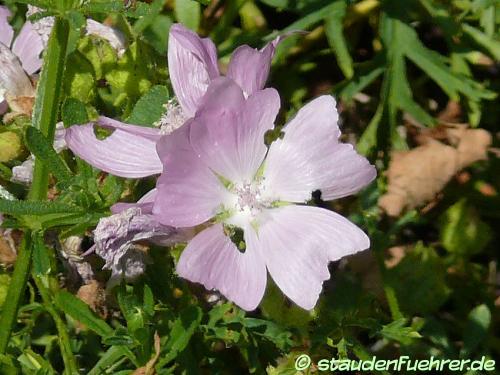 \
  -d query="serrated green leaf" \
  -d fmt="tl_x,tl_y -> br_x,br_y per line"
126,85 -> 169,127
62,98 -> 89,126
25,127 -> 72,184
64,51 -> 96,103
379,318 -> 422,345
